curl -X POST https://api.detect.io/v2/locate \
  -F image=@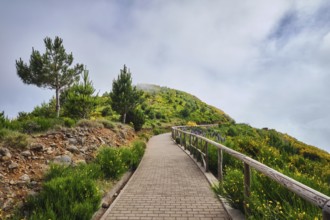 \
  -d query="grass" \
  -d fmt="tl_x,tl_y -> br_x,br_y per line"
14,139 -> 146,220
184,124 -> 329,219
0,128 -> 30,149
